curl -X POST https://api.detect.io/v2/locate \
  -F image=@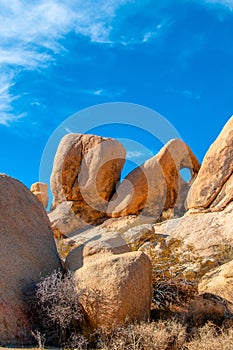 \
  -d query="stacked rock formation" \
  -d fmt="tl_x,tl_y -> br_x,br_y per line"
49,134 -> 200,237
